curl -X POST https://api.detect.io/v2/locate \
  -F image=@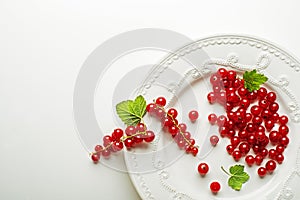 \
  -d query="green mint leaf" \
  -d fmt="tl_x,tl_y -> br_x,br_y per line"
221,165 -> 250,191
116,95 -> 147,126
243,69 -> 268,92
